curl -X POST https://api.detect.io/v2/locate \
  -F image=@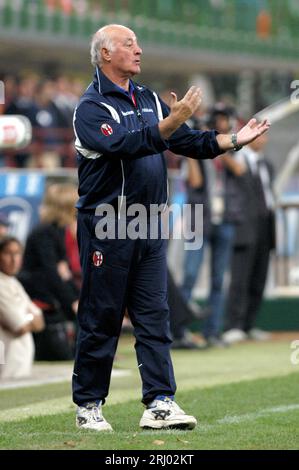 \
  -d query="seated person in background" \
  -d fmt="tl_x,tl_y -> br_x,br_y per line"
0,236 -> 44,379
19,183 -> 79,360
